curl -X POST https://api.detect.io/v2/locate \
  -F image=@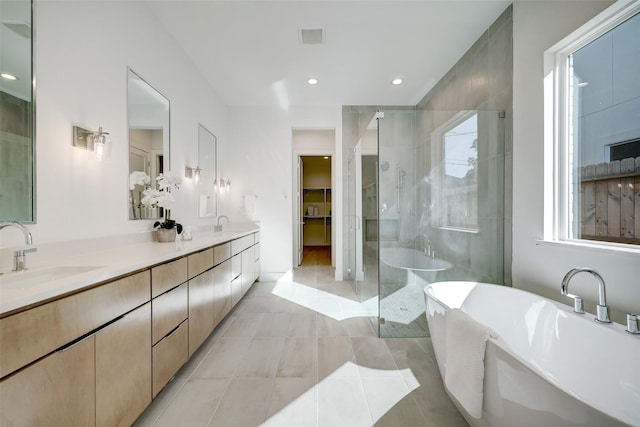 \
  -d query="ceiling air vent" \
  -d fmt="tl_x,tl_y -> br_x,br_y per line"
299,27 -> 324,45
